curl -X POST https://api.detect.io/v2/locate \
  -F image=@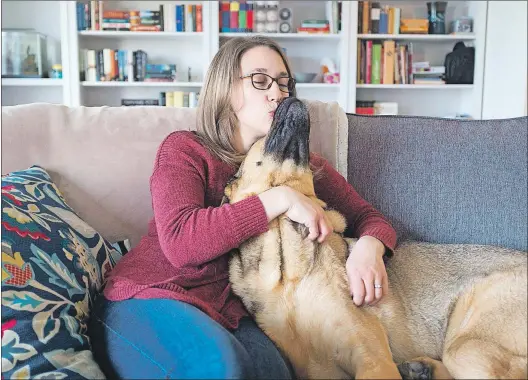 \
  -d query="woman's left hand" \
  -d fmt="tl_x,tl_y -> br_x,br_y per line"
345,236 -> 388,307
